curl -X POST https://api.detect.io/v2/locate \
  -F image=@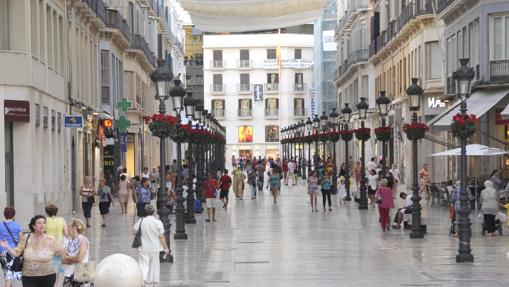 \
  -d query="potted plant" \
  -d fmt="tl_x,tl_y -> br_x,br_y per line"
341,129 -> 354,142
145,114 -> 178,138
